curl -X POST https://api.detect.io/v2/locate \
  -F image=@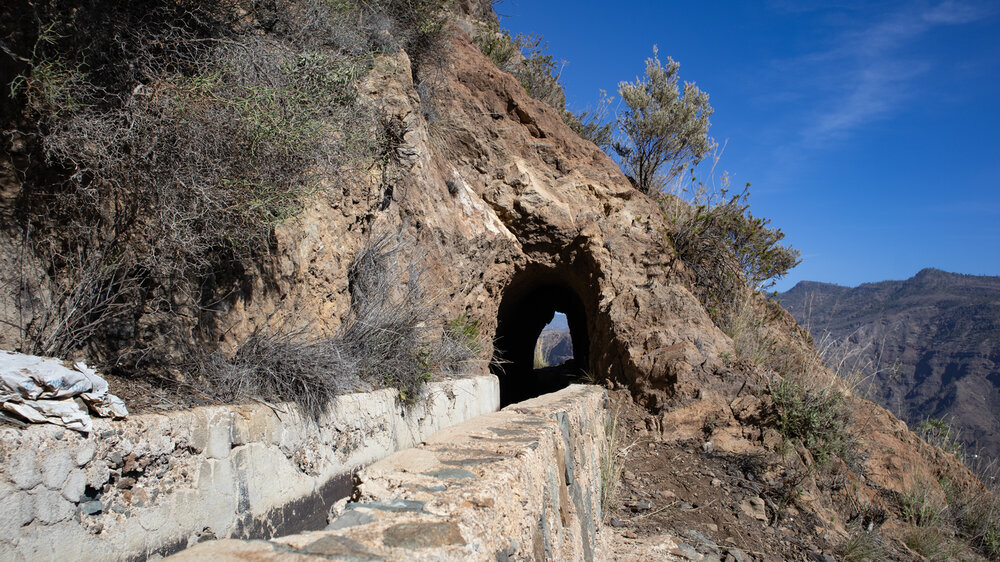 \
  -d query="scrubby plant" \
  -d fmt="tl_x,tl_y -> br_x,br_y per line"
437,313 -> 485,374
613,46 -> 715,194
900,479 -> 945,528
444,314 -> 483,356
663,180 -> 800,331
600,405 -> 627,518
3,0 -> 449,368
839,527 -> 888,561
902,526 -> 963,561
191,231 -> 454,417
943,477 -> 1000,559
916,418 -> 965,459
561,90 -> 615,150
473,23 -> 566,110
771,376 -> 853,465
